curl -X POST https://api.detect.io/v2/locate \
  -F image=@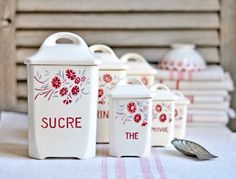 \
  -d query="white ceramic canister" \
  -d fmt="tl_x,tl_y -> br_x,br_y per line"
89,44 -> 128,143
172,90 -> 190,139
24,32 -> 100,159
150,84 -> 176,147
109,78 -> 152,157
120,53 -> 157,87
